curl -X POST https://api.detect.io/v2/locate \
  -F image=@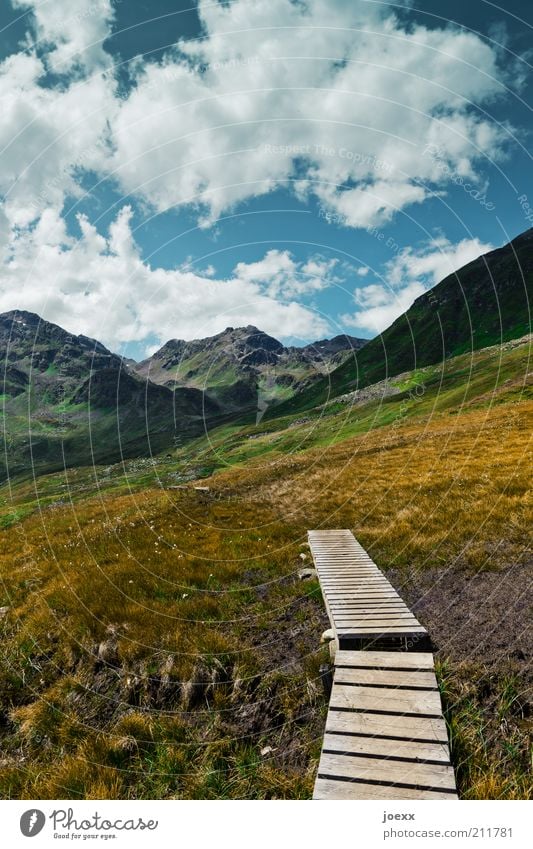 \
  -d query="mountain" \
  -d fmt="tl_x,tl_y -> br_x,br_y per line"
4,225 -> 531,477
134,326 -> 366,411
0,310 -> 218,480
270,227 -> 533,416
